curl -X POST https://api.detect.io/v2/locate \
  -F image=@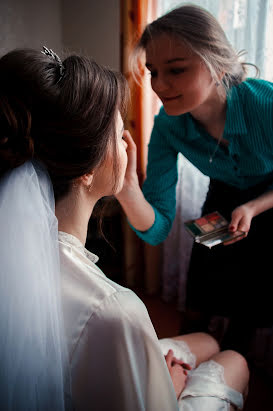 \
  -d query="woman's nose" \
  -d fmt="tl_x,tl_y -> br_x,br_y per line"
152,74 -> 169,94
